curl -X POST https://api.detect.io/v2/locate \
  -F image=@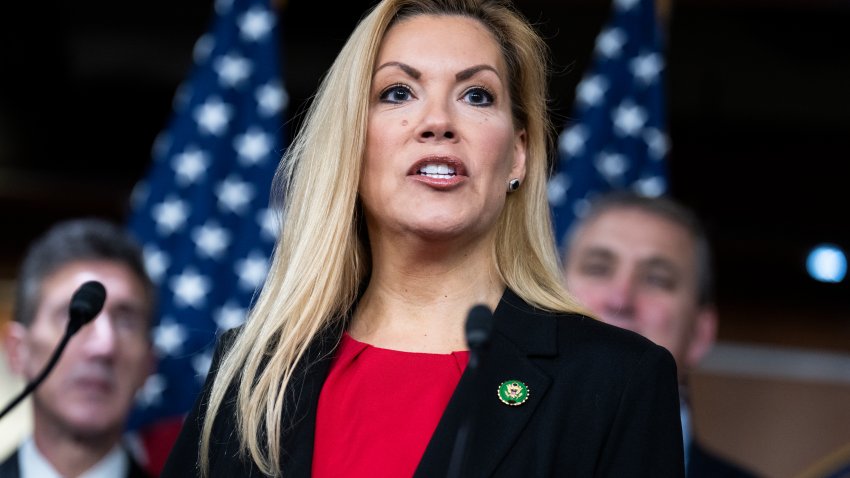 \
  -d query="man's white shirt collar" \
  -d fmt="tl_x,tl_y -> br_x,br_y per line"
19,436 -> 129,478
